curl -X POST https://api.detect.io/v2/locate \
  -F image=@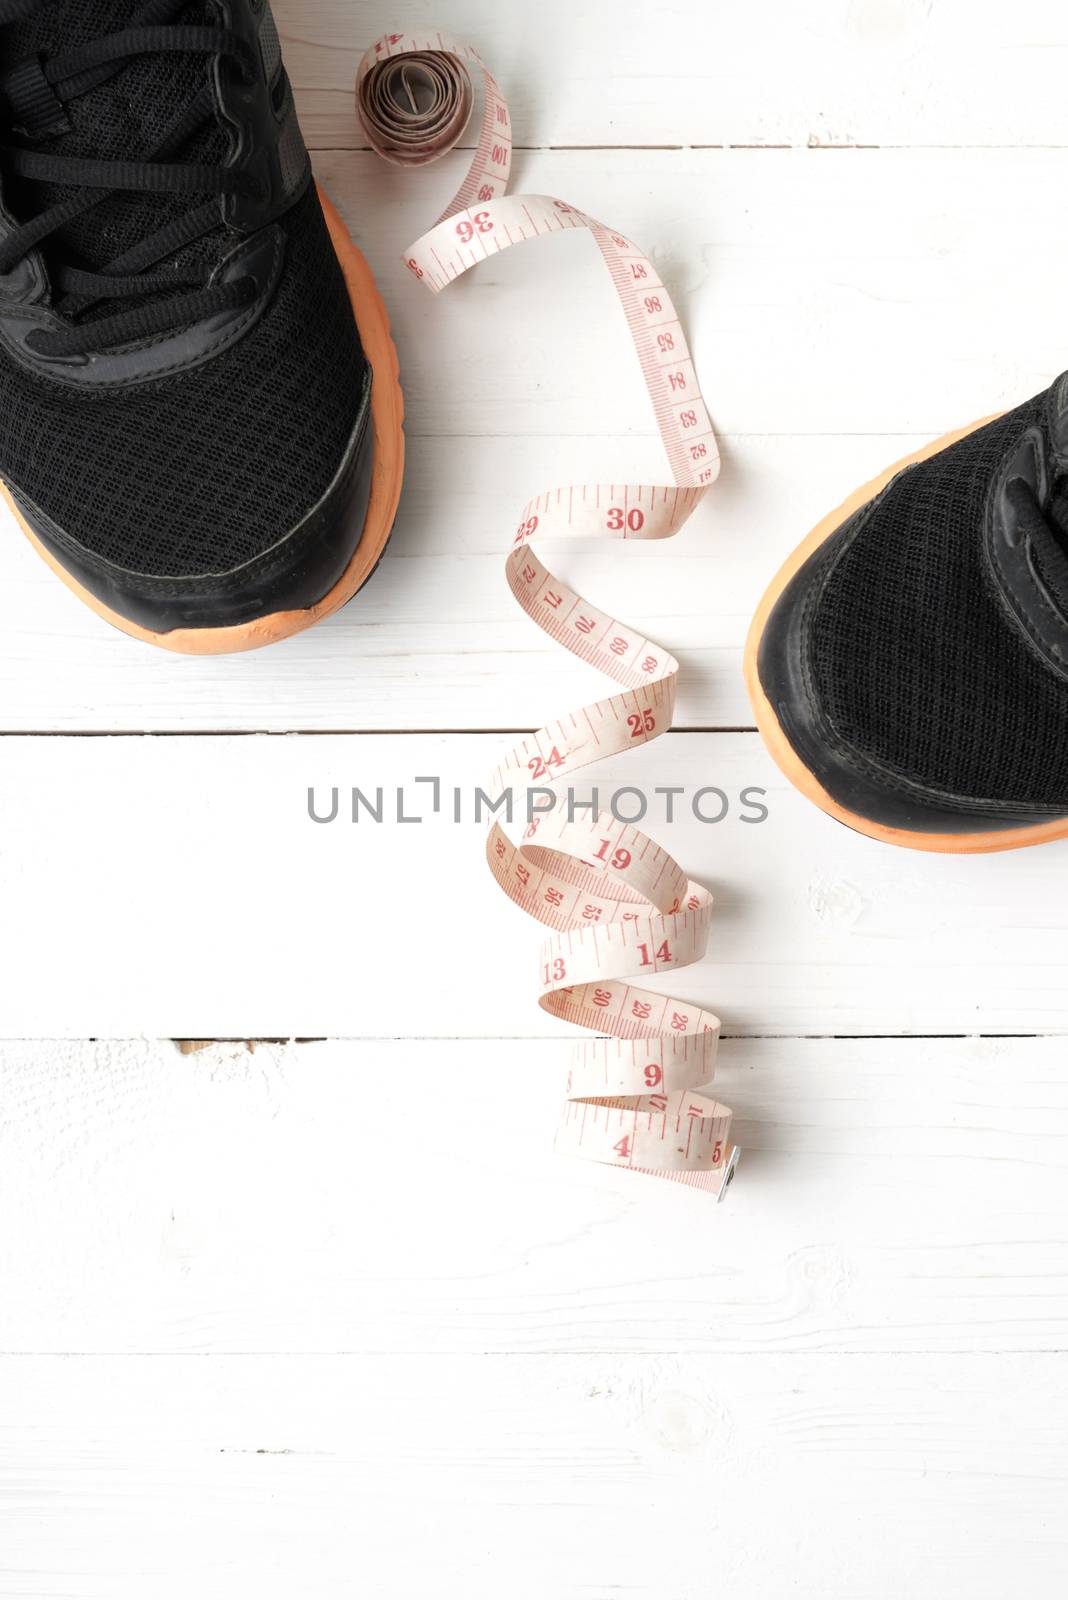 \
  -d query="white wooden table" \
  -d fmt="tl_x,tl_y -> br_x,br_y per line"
2,2 -> 1067,1594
